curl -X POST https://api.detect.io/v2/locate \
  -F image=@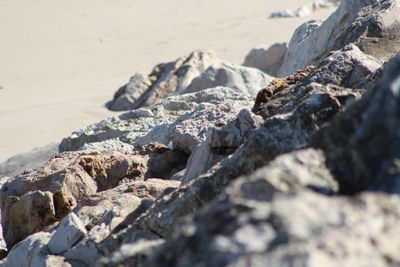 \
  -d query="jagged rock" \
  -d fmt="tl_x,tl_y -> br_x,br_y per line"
60,87 -> 252,152
48,213 -> 87,254
182,109 -> 263,185
303,43 -> 382,87
242,43 -> 287,76
146,188 -> 400,266
108,50 -> 219,111
278,0 -> 400,76
183,62 -> 273,96
0,143 -> 59,179
253,44 -> 380,117
311,53 -> 400,194
0,147 -> 184,249
170,103 -> 249,154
